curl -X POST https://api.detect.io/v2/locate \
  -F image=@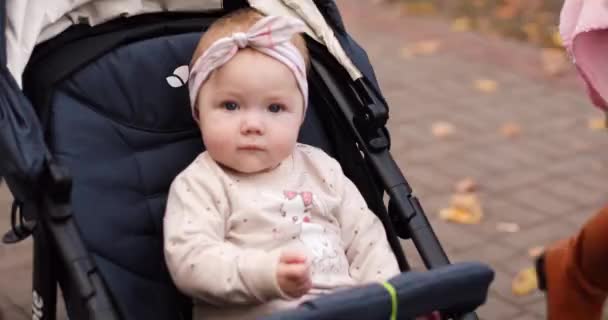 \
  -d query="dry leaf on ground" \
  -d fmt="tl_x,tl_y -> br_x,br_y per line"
401,40 -> 442,59
496,222 -> 520,233
431,121 -> 455,138
402,2 -> 437,15
588,118 -> 607,130
528,246 -> 544,258
474,79 -> 498,93
500,122 -> 521,138
439,208 -> 481,224
541,48 -> 568,76
439,193 -> 483,224
512,267 -> 538,296
551,31 -> 563,47
451,17 -> 472,32
455,177 -> 478,193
